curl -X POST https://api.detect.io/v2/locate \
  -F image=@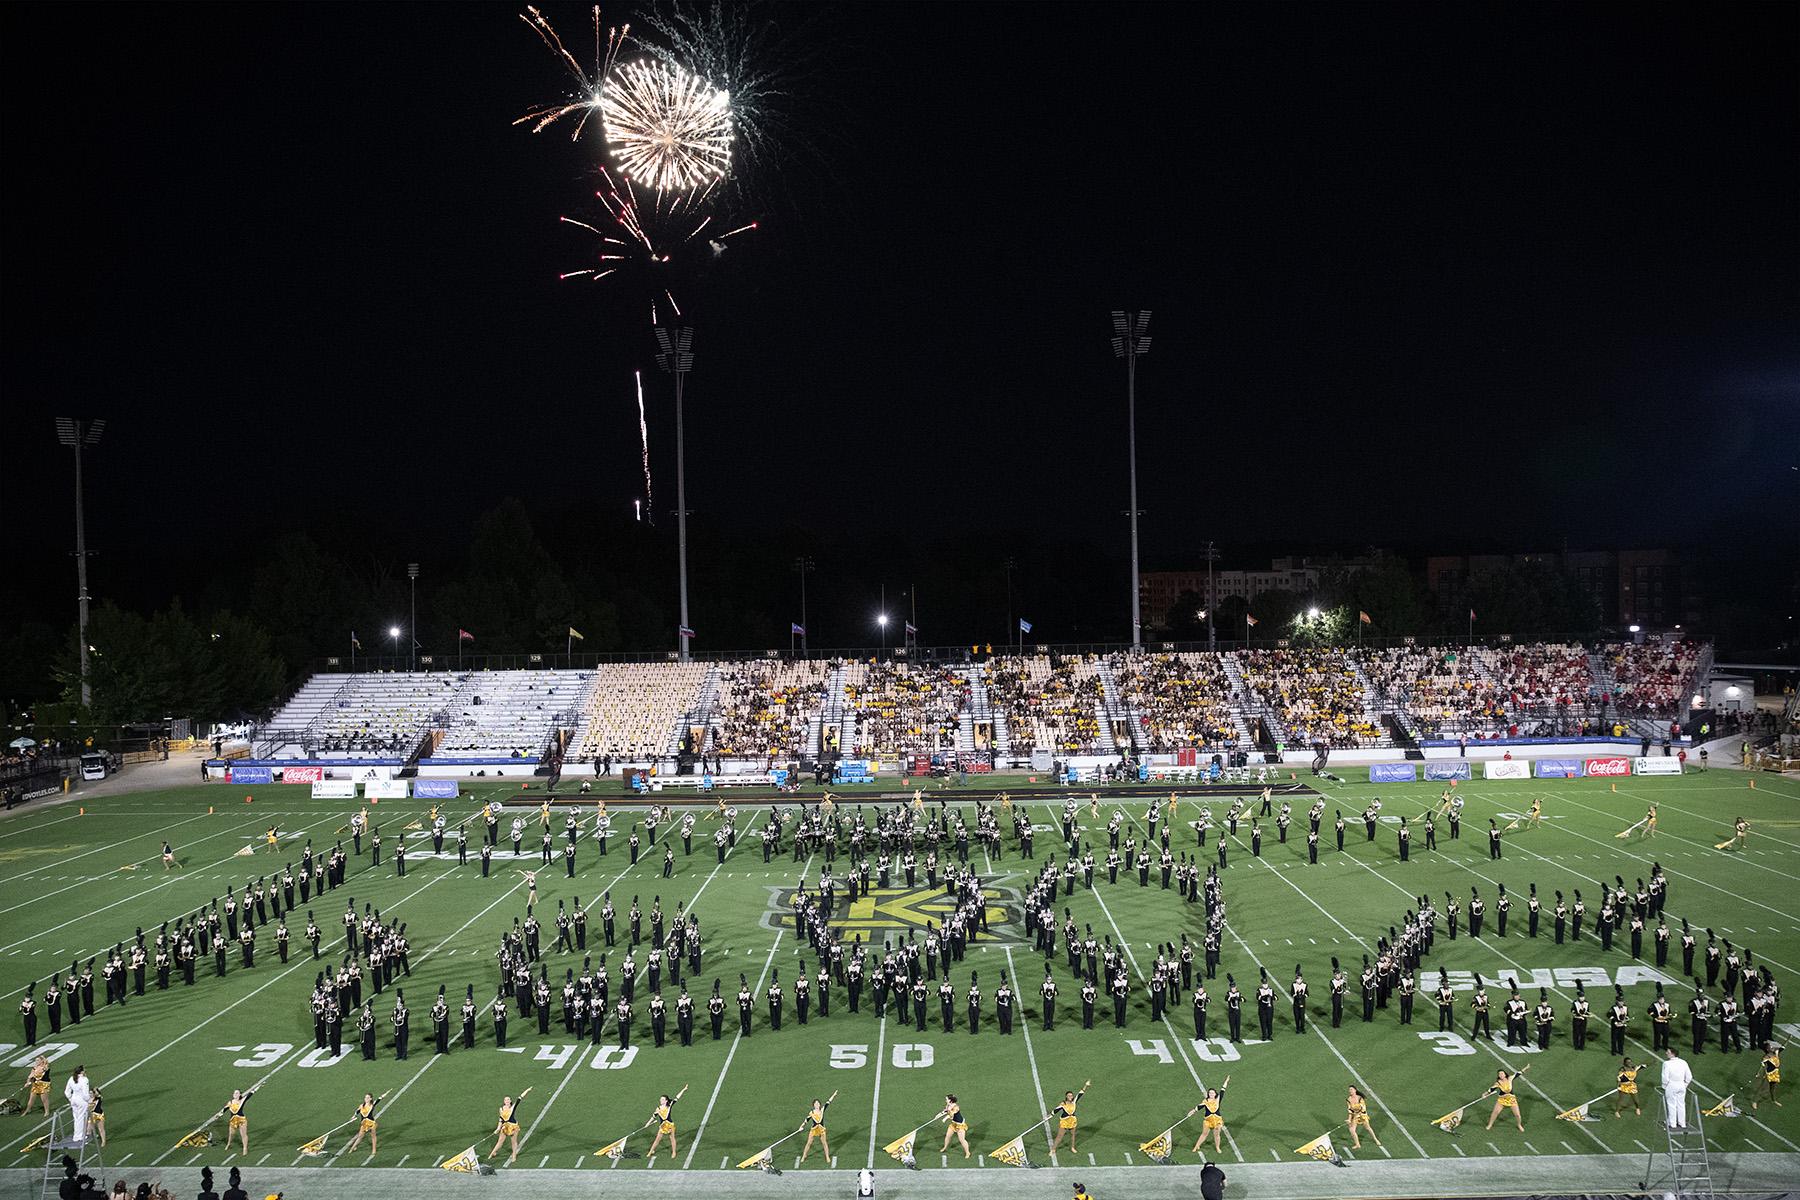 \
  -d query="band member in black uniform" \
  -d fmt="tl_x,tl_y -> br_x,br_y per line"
650,992 -> 667,1047
1488,819 -> 1502,859
767,970 -> 783,1031
359,1003 -> 377,1060
492,987 -> 509,1048
1360,956 -> 1376,1022
737,974 -> 754,1036
1224,974 -> 1243,1041
1041,967 -> 1058,1031
995,972 -> 1014,1034
1569,982 -> 1590,1049
1649,984 -> 1672,1051
1496,885 -> 1510,937
1534,990 -> 1554,1049
677,986 -> 694,1045
1470,976 -> 1492,1041
1254,970 -> 1275,1040
1081,975 -> 1097,1029
1397,819 -> 1409,862
19,988 -> 36,1047
1291,966 -> 1308,1033
967,972 -> 982,1034
1398,969 -> 1416,1024
1191,979 -> 1208,1038
1608,987 -> 1630,1055
392,990 -> 409,1059
429,987 -> 449,1054
709,981 -> 725,1040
